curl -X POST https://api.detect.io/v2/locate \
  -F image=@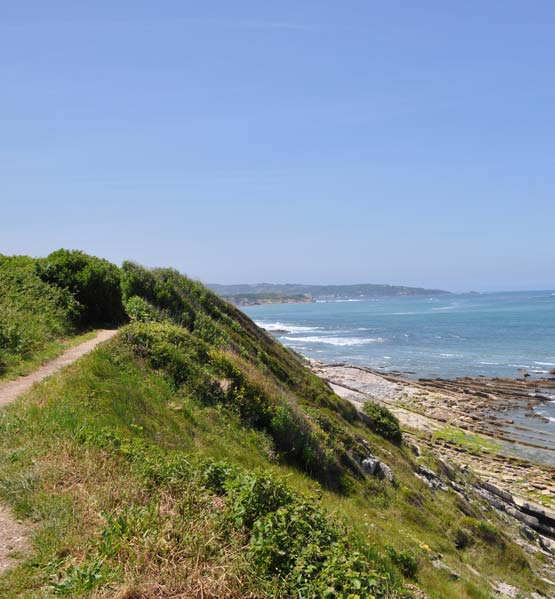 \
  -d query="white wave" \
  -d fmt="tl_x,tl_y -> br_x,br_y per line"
535,361 -> 555,366
256,321 -> 319,333
479,361 -> 500,365
431,305 -> 456,311
439,353 -> 464,358
282,336 -> 384,346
